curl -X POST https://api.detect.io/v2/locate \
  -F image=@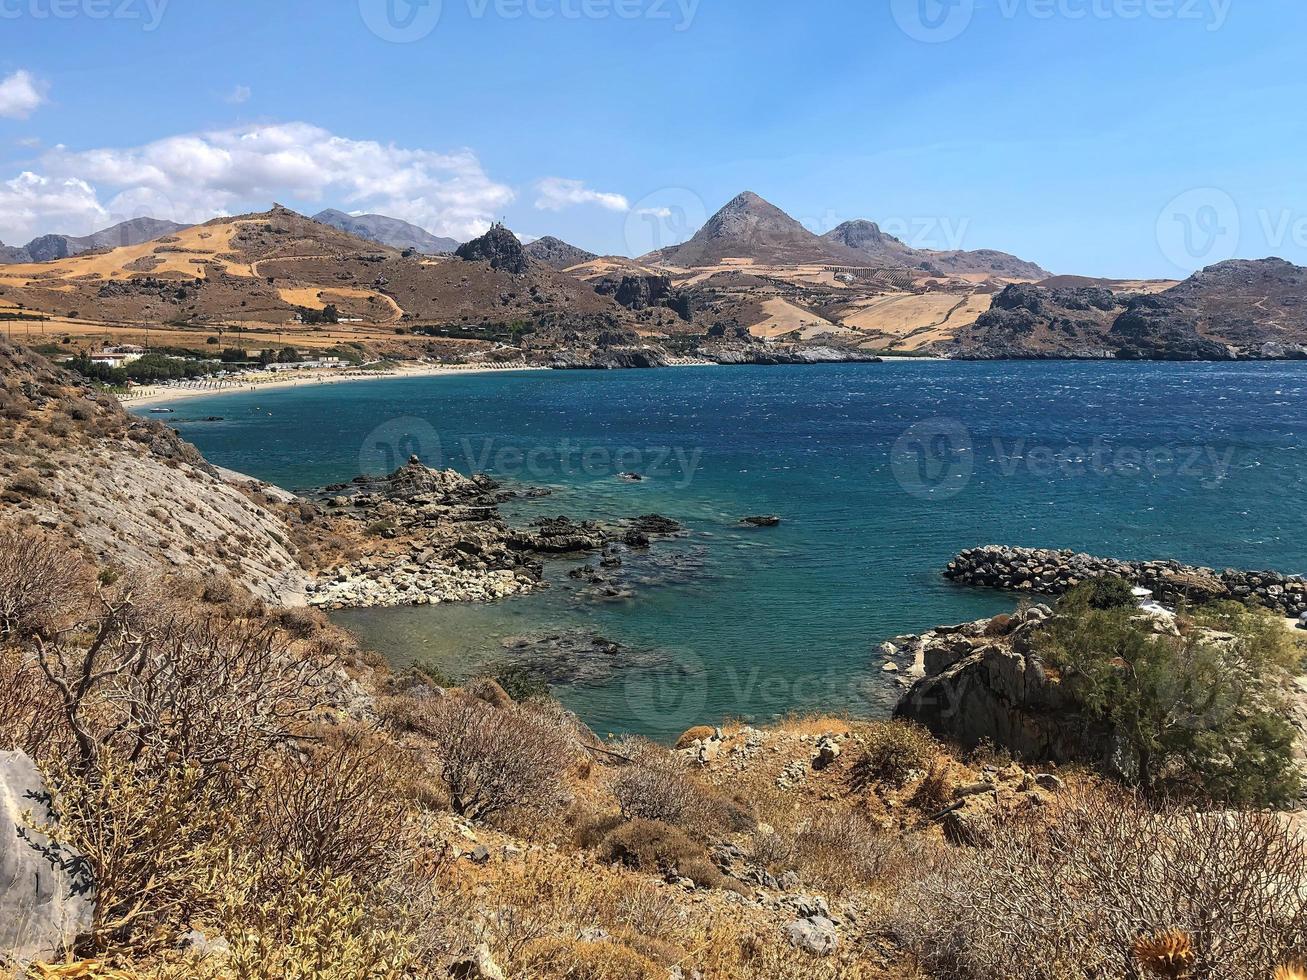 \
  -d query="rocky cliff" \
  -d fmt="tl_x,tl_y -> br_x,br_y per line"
946,259 -> 1307,360
891,604 -> 1108,763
